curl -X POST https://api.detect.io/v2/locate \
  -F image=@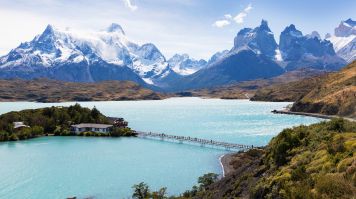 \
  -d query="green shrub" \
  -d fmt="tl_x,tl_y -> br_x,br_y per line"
315,174 -> 354,198
291,165 -> 307,181
327,118 -> 346,132
9,133 -> 19,141
31,126 -> 44,136
0,131 -> 9,141
110,127 -> 134,137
